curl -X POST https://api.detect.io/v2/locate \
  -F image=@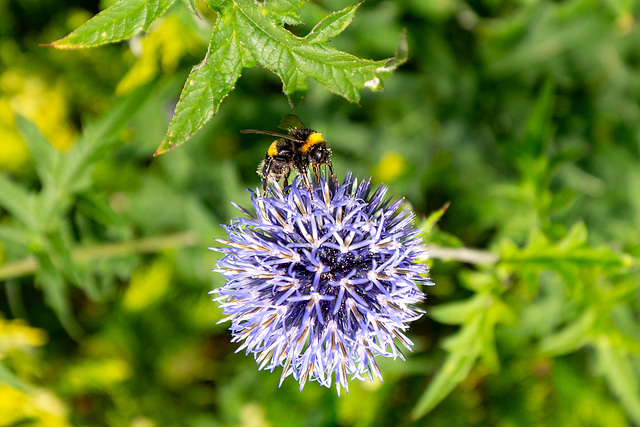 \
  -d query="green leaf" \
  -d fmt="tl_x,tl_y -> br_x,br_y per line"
597,342 -> 640,424
59,82 -> 156,191
522,77 -> 555,158
264,0 -> 306,25
76,193 -> 127,228
420,202 -> 450,238
558,221 -> 587,249
0,174 -> 37,229
411,316 -> 483,420
0,224 -> 32,251
37,256 -> 84,340
154,15 -> 244,155
42,227 -> 82,288
155,0 -> 405,154
14,114 -> 60,188
49,0 -> 176,49
499,224 -> 632,293
181,0 -> 199,16
430,293 -> 492,325
0,362 -> 28,390
540,309 -> 596,356
304,3 -> 359,44
264,0 -> 306,13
